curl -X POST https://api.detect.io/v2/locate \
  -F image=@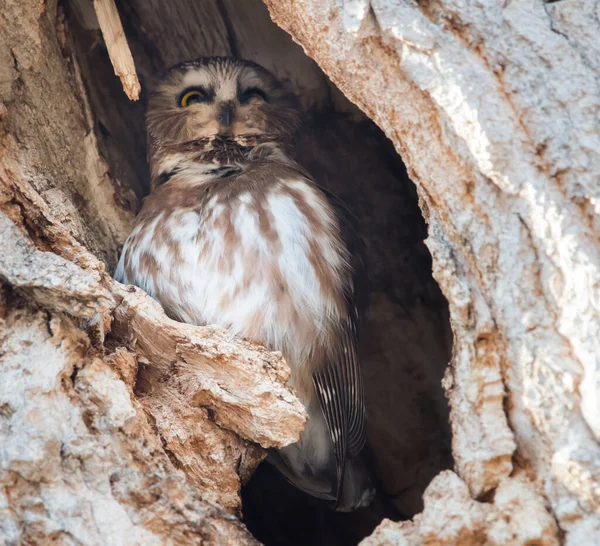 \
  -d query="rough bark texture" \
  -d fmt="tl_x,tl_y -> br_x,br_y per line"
2,0 -> 595,544
361,471 -> 559,546
0,187 -> 304,541
1,0 -> 452,542
261,0 -> 600,544
0,3 -> 306,540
